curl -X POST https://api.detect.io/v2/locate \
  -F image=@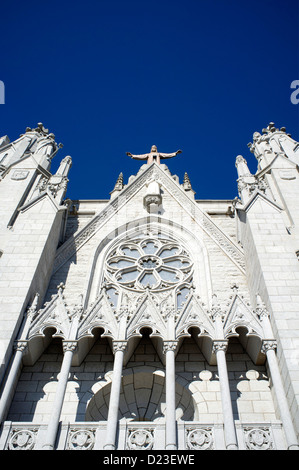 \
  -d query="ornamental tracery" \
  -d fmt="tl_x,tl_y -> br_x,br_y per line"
104,236 -> 193,293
